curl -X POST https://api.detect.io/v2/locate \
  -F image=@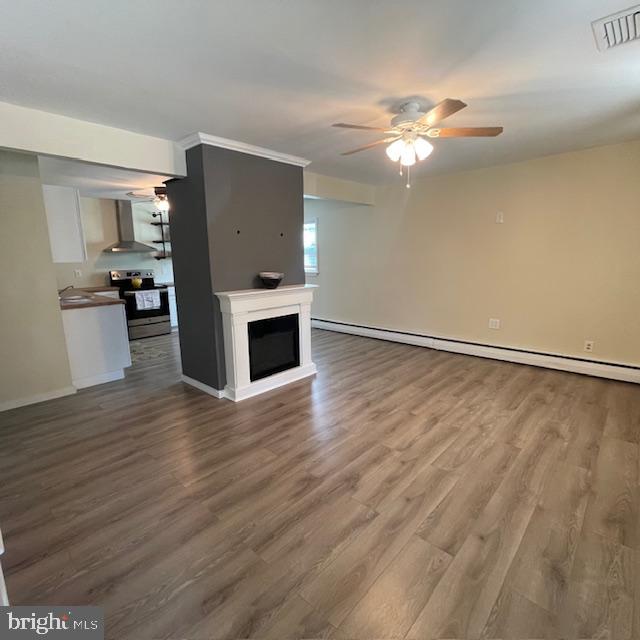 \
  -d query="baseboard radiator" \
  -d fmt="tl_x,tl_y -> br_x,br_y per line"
311,319 -> 640,384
